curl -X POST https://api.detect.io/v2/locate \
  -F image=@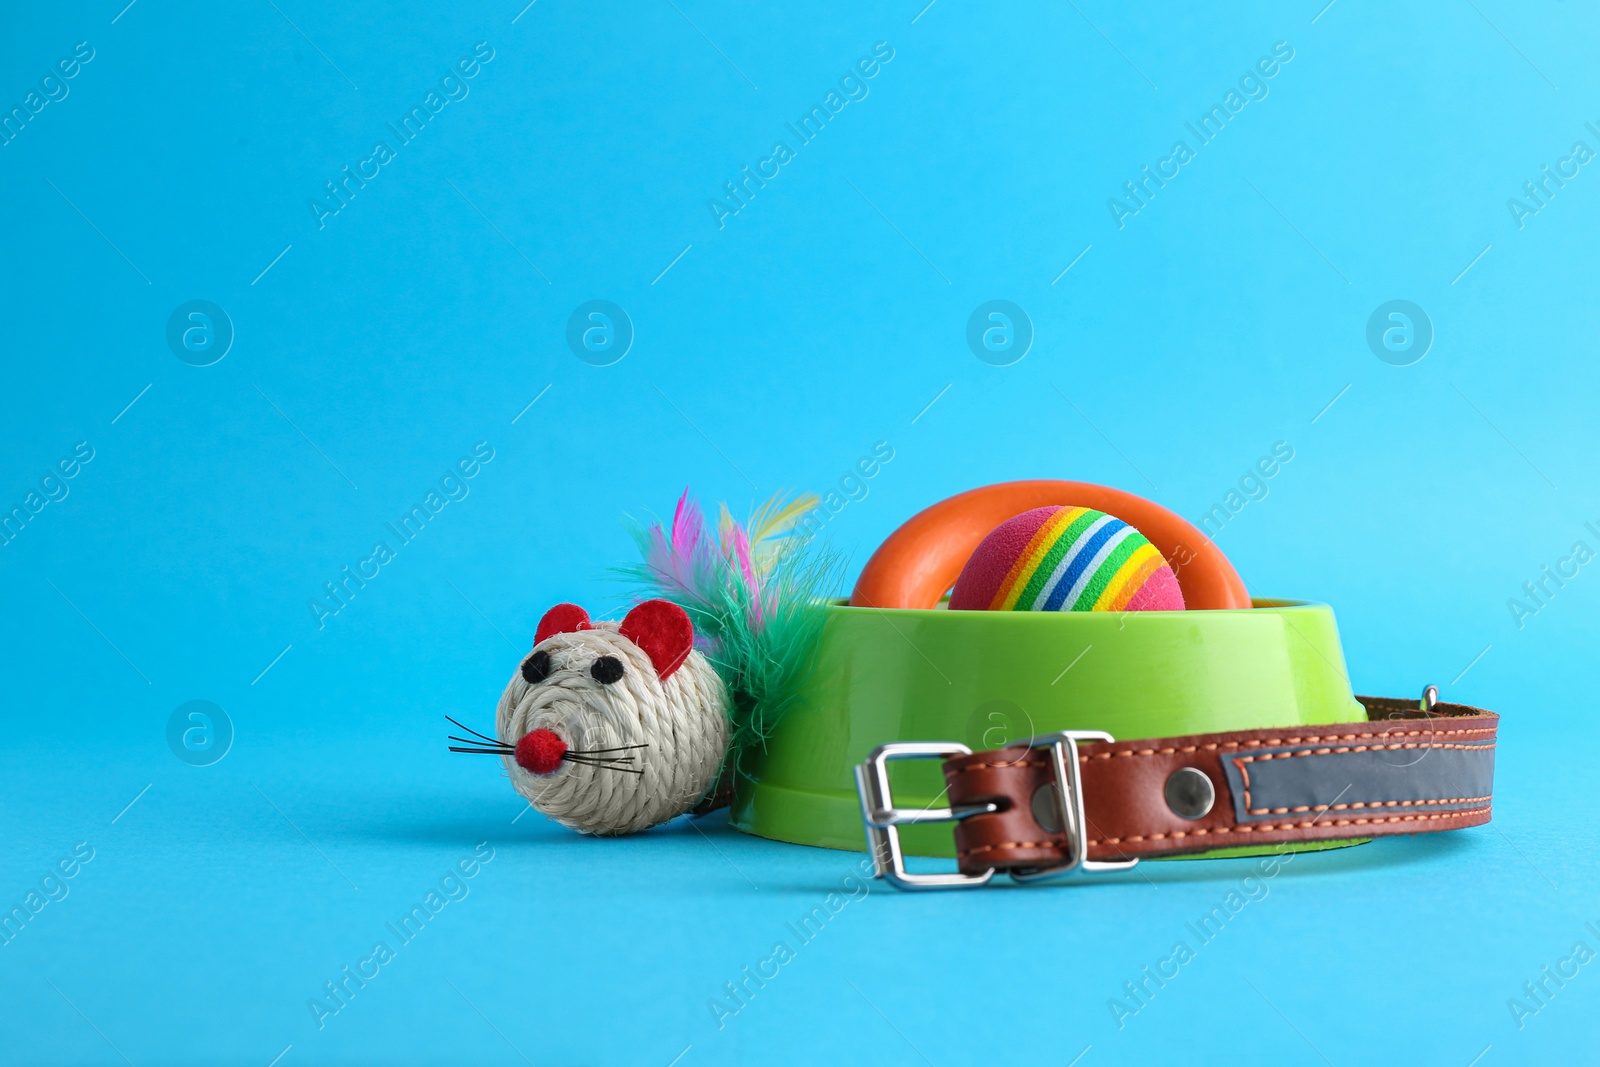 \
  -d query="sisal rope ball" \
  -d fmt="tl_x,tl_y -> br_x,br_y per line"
949,505 -> 1185,612
496,601 -> 730,836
